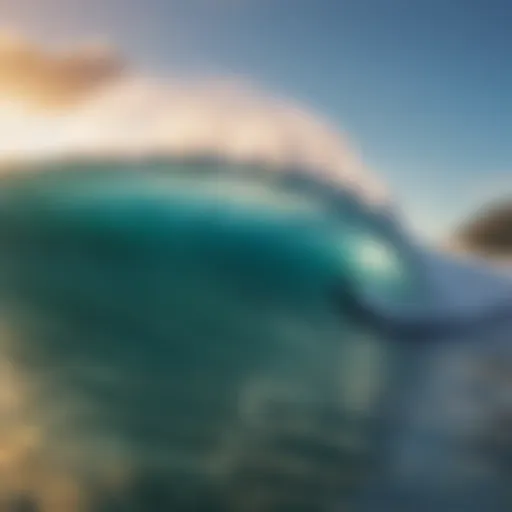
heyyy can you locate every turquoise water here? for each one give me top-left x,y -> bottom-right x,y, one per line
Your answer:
0,159 -> 421,511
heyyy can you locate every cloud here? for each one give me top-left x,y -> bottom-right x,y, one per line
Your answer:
0,31 -> 388,205
0,31 -> 125,109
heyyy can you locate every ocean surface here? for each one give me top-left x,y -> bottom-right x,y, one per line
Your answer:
0,158 -> 510,511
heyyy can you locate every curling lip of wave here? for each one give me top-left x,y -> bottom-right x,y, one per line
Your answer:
0,30 -> 388,206
0,73 -> 389,207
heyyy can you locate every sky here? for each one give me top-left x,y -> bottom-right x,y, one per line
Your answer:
0,0 -> 510,241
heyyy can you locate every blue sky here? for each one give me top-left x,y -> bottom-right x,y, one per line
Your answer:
1,0 -> 510,241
